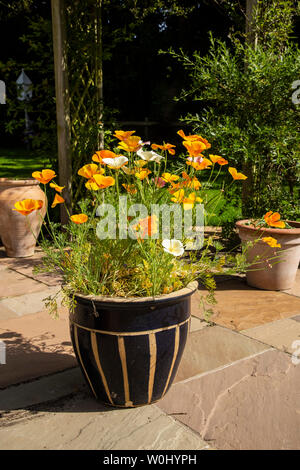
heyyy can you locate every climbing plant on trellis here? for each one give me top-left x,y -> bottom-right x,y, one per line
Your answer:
65,0 -> 103,202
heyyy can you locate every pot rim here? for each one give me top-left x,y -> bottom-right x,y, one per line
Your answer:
0,178 -> 40,187
236,219 -> 300,235
74,280 -> 198,306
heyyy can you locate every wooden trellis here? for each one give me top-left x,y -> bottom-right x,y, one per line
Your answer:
51,0 -> 103,216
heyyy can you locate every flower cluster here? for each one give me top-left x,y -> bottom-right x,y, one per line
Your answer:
12,129 -> 254,302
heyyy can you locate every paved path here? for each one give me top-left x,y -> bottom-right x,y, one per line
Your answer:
0,248 -> 299,450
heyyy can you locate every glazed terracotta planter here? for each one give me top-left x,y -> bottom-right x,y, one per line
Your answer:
69,281 -> 198,408
0,178 -> 47,257
236,219 -> 300,290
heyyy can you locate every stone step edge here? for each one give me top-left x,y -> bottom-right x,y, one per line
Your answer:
0,348 -> 274,413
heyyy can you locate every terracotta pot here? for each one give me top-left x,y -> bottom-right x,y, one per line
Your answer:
236,219 -> 300,290
69,281 -> 198,408
0,178 -> 47,257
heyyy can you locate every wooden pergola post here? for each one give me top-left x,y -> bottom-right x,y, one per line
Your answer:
51,0 -> 72,224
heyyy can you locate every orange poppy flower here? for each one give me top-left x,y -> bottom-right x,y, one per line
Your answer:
49,182 -> 65,193
78,164 -> 104,179
85,174 -> 115,190
262,236 -> 281,248
92,150 -> 117,163
70,214 -> 88,224
114,130 -> 136,141
209,155 -> 228,165
13,199 -> 43,216
122,184 -> 137,195
187,158 -> 212,171
178,130 -> 211,149
32,169 -> 56,184
183,140 -> 207,157
168,182 -> 183,194
264,211 -> 286,229
151,143 -> 176,155
51,194 -> 65,208
182,172 -> 201,190
228,167 -> 248,180
132,215 -> 158,239
118,135 -> 142,153
135,168 -> 152,180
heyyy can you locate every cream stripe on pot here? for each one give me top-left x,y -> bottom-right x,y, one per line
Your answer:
162,324 -> 180,397
148,332 -> 157,403
117,337 -> 133,407
90,331 -> 114,405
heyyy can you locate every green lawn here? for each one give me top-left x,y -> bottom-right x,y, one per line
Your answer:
0,148 -> 52,179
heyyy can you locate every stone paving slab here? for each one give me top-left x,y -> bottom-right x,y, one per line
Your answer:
0,307 -> 76,388
157,349 -> 300,450
0,247 -> 62,286
0,392 -> 209,450
174,325 -> 269,383
192,273 -> 300,331
0,368 -> 84,411
241,318 -> 300,355
0,269 -> 47,299
0,286 -> 61,319
283,270 -> 300,298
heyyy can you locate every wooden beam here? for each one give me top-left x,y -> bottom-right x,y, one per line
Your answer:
51,0 -> 72,223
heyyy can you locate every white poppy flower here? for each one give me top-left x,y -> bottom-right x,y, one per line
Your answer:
162,239 -> 184,257
136,149 -> 164,163
102,156 -> 128,169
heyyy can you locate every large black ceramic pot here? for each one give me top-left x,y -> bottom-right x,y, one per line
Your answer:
69,281 -> 197,408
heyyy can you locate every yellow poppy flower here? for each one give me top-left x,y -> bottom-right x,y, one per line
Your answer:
171,189 -> 185,203
182,192 -> 203,210
135,168 -> 152,180
162,173 -> 180,183
262,237 -> 281,248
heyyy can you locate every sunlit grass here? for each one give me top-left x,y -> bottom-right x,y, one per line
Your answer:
0,149 -> 52,179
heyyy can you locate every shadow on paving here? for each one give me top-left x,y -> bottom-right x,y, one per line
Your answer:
0,329 -> 75,389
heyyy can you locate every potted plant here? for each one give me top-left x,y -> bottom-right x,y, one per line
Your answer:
236,213 -> 300,290
0,176 -> 48,257
13,129 -> 254,407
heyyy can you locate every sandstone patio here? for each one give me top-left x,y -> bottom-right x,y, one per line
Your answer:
0,247 -> 299,450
